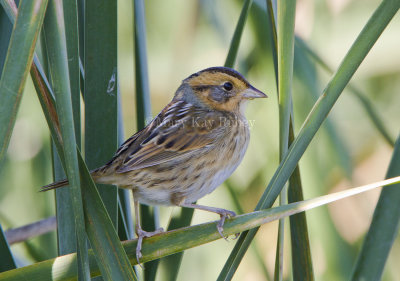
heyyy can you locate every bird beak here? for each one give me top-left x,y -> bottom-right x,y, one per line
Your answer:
242,86 -> 268,99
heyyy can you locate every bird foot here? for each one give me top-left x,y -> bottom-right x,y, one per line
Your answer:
216,209 -> 236,241
178,203 -> 240,241
135,227 -> 164,266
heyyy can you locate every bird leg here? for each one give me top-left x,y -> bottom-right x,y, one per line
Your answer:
179,203 -> 236,240
134,198 -> 164,266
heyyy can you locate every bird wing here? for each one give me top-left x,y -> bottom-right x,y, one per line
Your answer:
114,100 -> 225,173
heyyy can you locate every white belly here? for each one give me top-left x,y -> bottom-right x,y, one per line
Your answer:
183,131 -> 249,203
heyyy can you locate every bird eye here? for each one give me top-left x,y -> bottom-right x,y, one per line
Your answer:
223,82 -> 233,91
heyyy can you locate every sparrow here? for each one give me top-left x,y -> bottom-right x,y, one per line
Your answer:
41,66 -> 267,263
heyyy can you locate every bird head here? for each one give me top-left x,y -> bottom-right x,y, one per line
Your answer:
175,67 -> 267,113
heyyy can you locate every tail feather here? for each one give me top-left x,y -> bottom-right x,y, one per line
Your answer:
40,179 -> 69,192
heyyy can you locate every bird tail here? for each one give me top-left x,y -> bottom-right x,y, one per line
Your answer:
40,179 -> 69,192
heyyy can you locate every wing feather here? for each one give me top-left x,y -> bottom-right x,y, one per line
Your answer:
112,101 -> 226,173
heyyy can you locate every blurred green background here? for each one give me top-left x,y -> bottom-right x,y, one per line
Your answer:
1,0 -> 399,280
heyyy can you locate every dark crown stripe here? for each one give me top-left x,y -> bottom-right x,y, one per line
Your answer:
184,66 -> 250,86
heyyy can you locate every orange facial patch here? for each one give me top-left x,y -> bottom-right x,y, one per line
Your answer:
187,72 -> 247,92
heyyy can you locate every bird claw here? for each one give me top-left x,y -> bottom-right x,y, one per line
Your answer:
135,227 -> 164,266
216,210 -> 236,240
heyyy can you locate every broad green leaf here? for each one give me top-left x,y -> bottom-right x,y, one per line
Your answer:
84,0 -> 118,227
1,176 -> 399,280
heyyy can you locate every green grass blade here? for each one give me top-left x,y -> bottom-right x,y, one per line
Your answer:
162,208 -> 195,281
117,94 -> 134,241
78,152 -> 138,281
223,1 -> 314,280
29,67 -> 137,280
50,0 -> 81,258
226,182 -> 271,280
295,38 -> 395,147
77,0 -> 84,63
117,92 -> 134,242
63,0 -> 80,146
218,1 -> 400,280
30,56 -> 64,155
2,2 -> 136,279
277,0 -> 295,156
30,64 -> 138,281
29,58 -> 69,225
0,4 -> 12,77
350,133 -> 400,280
224,0 -> 252,68
0,2 -> 62,262
349,87 -> 395,147
277,3 -> 315,280
293,40 -> 352,178
139,205 -> 158,280
1,176 -> 400,280
133,0 -> 159,278
0,0 -> 48,167
289,41 -> 322,281
118,189 -> 134,241
43,0 -> 90,279
287,121 -> 314,280
0,1 -> 62,165
29,29 -> 71,249
0,224 -> 16,272
53,148 -> 76,256
266,0 -> 278,86
46,1 -> 77,253
84,0 -> 118,227
274,1 -> 296,279
51,107 -> 75,262
134,0 -> 152,127
0,0 -> 15,21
